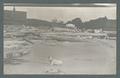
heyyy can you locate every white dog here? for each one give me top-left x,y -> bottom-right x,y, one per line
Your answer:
48,56 -> 63,66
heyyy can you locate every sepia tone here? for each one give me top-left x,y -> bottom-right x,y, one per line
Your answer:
4,4 -> 116,74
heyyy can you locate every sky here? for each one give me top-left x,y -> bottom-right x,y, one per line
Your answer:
4,4 -> 116,22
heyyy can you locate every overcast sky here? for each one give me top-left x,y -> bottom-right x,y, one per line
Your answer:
4,4 -> 116,22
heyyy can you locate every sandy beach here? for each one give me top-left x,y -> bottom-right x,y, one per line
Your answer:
4,39 -> 116,74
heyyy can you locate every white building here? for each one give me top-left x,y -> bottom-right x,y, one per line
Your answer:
94,29 -> 103,33
66,23 -> 75,28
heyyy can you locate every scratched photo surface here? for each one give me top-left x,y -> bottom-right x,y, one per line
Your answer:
4,3 -> 116,74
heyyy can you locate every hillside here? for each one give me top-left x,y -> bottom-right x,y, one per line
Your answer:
83,17 -> 116,31
4,10 -> 116,31
66,17 -> 116,31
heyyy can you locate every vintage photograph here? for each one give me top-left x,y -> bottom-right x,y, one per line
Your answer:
4,3 -> 116,74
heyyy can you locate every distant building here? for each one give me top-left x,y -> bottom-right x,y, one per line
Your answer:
4,10 -> 27,25
94,28 -> 103,33
85,29 -> 94,33
52,26 -> 76,32
66,23 -> 75,28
